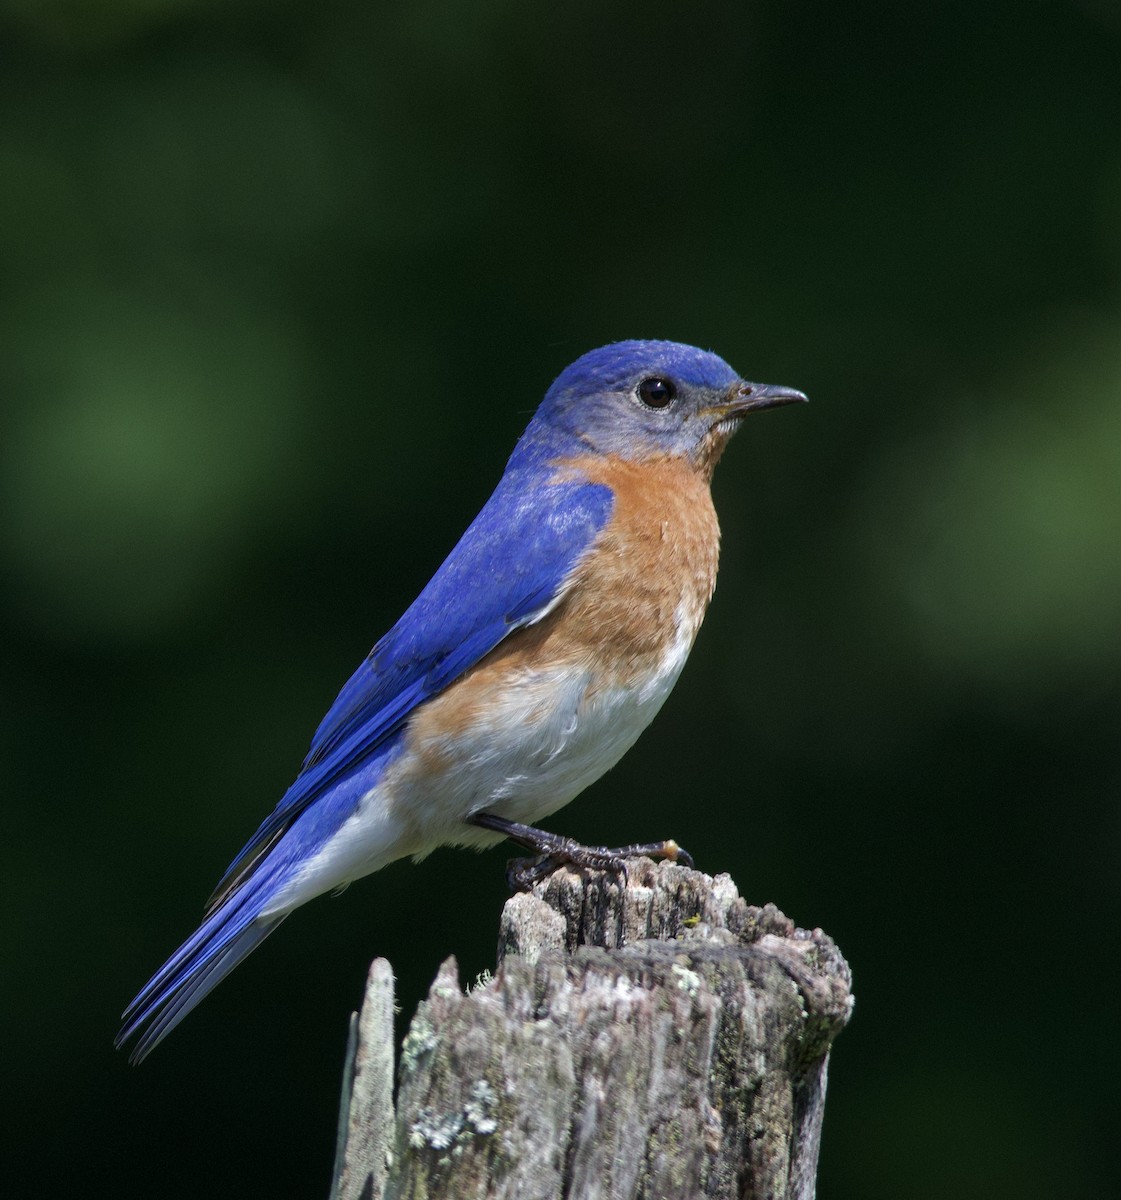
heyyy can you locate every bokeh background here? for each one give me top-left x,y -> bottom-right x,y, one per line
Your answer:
3,1 -> 1119,1196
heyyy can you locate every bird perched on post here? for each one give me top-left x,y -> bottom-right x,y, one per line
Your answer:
117,339 -> 806,1062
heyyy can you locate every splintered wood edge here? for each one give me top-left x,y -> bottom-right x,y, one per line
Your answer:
331,957 -> 396,1200
497,858 -> 853,1032
333,861 -> 853,1200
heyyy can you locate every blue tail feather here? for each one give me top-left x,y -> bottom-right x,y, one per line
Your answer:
117,871 -> 289,1064
118,743 -> 396,1061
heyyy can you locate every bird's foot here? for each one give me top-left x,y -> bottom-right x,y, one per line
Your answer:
467,811 -> 694,893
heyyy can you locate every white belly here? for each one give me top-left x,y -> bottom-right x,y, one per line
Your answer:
268,615 -> 697,912
399,651 -> 689,849
399,599 -> 700,851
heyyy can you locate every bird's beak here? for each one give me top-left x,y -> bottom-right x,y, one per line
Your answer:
718,380 -> 809,418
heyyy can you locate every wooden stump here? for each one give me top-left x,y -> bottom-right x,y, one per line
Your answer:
330,860 -> 852,1200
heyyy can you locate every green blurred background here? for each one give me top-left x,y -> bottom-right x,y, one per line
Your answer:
2,1 -> 1119,1196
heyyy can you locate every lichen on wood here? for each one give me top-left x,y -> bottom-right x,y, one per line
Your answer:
331,861 -> 852,1200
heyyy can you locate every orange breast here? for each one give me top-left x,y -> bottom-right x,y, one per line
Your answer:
404,453 -> 720,762
545,453 -> 721,685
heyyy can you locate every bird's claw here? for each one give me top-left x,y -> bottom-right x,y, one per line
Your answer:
506,847 -> 630,892
468,810 -> 693,893
504,837 -> 693,893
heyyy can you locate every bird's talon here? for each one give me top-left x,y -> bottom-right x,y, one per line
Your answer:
661,839 -> 695,869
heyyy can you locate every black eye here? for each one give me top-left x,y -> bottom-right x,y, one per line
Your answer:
637,376 -> 676,409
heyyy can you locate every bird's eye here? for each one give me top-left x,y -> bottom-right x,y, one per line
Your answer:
636,376 -> 677,409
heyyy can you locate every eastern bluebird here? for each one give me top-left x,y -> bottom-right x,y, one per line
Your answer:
117,339 -> 806,1062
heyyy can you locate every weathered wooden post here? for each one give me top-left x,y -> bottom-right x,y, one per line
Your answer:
330,860 -> 852,1200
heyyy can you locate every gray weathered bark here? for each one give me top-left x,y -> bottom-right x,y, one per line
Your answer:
331,860 -> 852,1200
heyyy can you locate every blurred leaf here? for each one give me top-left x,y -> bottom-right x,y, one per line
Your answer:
859,319 -> 1121,698
0,0 -> 223,50
0,279 -> 311,641
92,53 -> 354,253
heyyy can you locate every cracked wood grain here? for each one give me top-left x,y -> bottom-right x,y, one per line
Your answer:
331,861 -> 852,1200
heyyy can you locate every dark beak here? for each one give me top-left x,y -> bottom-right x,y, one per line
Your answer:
726,381 -> 809,416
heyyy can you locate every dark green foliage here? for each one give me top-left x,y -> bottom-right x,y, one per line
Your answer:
2,3 -> 1118,1197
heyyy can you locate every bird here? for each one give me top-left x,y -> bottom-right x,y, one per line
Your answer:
116,339 -> 806,1062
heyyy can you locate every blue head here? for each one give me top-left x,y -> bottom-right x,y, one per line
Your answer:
514,340 -> 806,475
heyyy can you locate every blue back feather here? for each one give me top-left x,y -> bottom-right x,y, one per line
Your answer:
118,338 -> 751,1061
207,464 -> 613,909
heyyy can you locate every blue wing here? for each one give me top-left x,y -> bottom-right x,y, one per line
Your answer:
206,464 -> 614,910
